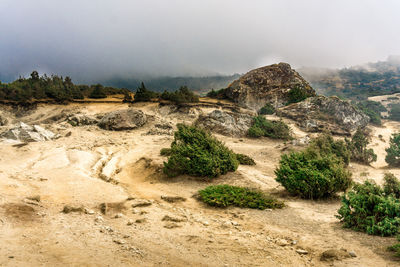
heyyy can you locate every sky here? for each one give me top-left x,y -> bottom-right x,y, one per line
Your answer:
1,0 -> 400,83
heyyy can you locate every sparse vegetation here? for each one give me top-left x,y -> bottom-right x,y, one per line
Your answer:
388,236 -> 400,257
389,103 -> 400,122
206,88 -> 227,99
275,150 -> 352,199
287,84 -> 313,104
89,84 -> 107,99
355,100 -> 386,125
385,133 -> 400,167
133,82 -> 159,102
258,103 -> 275,115
160,148 -> 172,156
346,128 -> 377,164
163,124 -> 238,178
160,86 -> 199,104
198,185 -> 284,209
235,153 -> 256,165
248,116 -> 292,140
337,176 -> 400,236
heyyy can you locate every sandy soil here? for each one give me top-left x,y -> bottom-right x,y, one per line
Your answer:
0,102 -> 400,266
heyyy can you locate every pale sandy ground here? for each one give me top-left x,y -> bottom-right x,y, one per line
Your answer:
0,101 -> 400,267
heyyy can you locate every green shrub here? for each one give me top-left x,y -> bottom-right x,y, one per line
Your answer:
259,103 -> 275,115
388,236 -> 400,257
389,103 -> 400,122
383,172 -> 400,198
134,82 -> 159,102
248,116 -> 292,140
386,133 -> 400,167
355,100 -> 386,126
198,185 -> 284,209
287,84 -> 313,104
337,180 -> 400,236
160,86 -> 199,104
163,124 -> 238,178
307,133 -> 351,166
160,148 -> 172,156
206,88 -> 227,99
235,153 -> 256,165
275,150 -> 352,199
346,128 -> 377,164
89,84 -> 107,99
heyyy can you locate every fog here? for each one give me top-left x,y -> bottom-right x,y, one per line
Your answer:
1,0 -> 400,83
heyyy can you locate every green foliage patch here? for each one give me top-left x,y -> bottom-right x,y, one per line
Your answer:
355,100 -> 386,125
198,185 -> 284,210
385,133 -> 400,167
307,133 -> 351,166
287,84 -> 313,104
258,103 -> 276,115
346,128 -> 377,164
275,150 -> 352,199
161,86 -> 199,104
163,124 -> 238,178
337,176 -> 400,236
248,116 -> 292,140
133,82 -> 159,102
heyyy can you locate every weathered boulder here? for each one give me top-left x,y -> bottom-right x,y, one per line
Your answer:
98,109 -> 147,130
224,63 -> 315,110
0,114 -> 8,126
194,109 -> 253,137
67,114 -> 98,126
1,122 -> 57,142
279,96 -> 370,135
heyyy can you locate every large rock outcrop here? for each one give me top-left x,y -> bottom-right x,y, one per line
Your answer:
98,109 -> 147,131
1,122 -> 57,142
224,63 -> 315,110
194,110 -> 253,137
279,96 -> 370,135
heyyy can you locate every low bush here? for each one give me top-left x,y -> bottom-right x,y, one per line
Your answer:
89,84 -> 107,99
355,100 -> 386,126
259,103 -> 275,115
287,84 -> 313,104
160,148 -> 172,156
206,88 -> 227,99
388,236 -> 400,257
275,150 -> 352,199
163,124 -> 238,178
389,103 -> 400,122
346,128 -> 377,164
235,153 -> 256,165
160,86 -> 199,104
337,178 -> 400,236
384,172 -> 400,198
386,133 -> 400,167
198,185 -> 284,210
248,116 -> 292,140
307,133 -> 351,166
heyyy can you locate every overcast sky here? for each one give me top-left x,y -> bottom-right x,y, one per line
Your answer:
1,0 -> 400,82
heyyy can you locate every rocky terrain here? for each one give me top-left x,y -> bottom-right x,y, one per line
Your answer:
224,63 -> 316,110
0,99 -> 399,267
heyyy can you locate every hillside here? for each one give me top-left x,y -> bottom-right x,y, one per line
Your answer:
299,56 -> 400,100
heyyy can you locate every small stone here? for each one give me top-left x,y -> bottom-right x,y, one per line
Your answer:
161,195 -> 187,203
131,199 -> 152,208
84,208 -> 95,215
296,249 -> 308,255
127,219 -> 134,226
164,222 -> 181,229
113,239 -> 126,245
62,205 -> 84,214
231,221 -> 240,226
26,195 -> 40,202
291,240 -> 297,245
135,218 -> 146,223
202,221 -> 209,226
114,213 -> 123,218
95,216 -> 104,223
276,239 -> 289,247
349,251 -> 357,258
162,215 -> 186,222
8,256 -> 14,259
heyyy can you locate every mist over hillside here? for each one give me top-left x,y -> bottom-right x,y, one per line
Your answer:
299,56 -> 400,100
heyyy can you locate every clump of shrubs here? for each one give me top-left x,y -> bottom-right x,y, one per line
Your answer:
206,88 -> 227,99
161,86 -> 199,104
248,116 -> 292,140
89,84 -> 107,99
287,84 -> 313,104
386,133 -> 400,167
258,103 -> 275,115
198,185 -> 284,210
134,82 -> 159,102
163,124 -> 238,178
235,153 -> 256,166
275,150 -> 352,199
346,128 -> 377,164
337,173 -> 400,236
355,100 -> 386,126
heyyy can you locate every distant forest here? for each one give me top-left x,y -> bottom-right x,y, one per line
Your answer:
103,74 -> 240,94
0,71 -> 129,102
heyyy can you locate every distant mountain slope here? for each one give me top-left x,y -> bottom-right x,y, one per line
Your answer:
299,56 -> 400,100
102,74 -> 241,94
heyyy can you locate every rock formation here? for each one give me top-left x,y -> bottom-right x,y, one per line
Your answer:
224,63 -> 315,110
98,109 -> 147,130
195,109 -> 253,137
279,96 -> 370,135
1,122 -> 57,142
